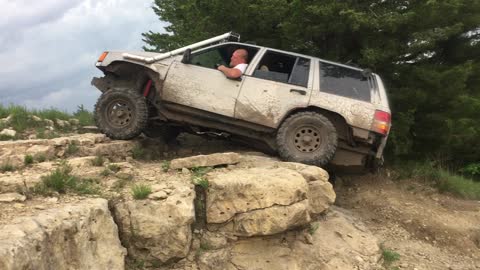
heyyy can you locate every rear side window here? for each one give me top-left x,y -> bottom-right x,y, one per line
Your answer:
253,51 -> 310,87
319,62 -> 371,102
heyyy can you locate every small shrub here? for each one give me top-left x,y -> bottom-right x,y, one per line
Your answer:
32,161 -> 99,195
100,169 -> 112,177
191,166 -> 212,189
161,160 -> 170,172
381,247 -> 400,265
192,176 -> 209,189
0,134 -> 15,141
108,164 -> 121,173
91,156 -> 105,167
112,173 -> 133,190
24,155 -> 34,166
74,178 -> 100,195
131,184 -> 152,200
308,223 -> 320,235
0,163 -> 16,173
460,163 -> 480,180
65,142 -> 79,156
38,163 -> 73,193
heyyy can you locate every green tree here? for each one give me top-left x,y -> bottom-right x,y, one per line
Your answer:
143,0 -> 480,166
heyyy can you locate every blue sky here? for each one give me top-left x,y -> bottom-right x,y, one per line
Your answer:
0,0 -> 166,112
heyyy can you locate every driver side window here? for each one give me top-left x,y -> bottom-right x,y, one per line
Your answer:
190,48 -> 226,69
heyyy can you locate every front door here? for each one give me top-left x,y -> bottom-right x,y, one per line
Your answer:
162,44 -> 243,117
235,50 -> 313,128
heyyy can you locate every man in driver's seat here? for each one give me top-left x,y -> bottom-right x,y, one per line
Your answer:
217,49 -> 248,79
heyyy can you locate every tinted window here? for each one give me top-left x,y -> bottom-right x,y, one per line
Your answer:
253,51 -> 310,87
319,62 -> 371,102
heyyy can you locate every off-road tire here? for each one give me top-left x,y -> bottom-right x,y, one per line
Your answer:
276,112 -> 337,166
94,89 -> 148,140
143,124 -> 181,142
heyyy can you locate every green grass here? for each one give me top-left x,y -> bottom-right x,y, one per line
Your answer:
132,145 -> 146,160
35,154 -> 47,163
393,161 -> 480,200
91,156 -> 105,167
32,161 -> 99,195
111,173 -> 133,190
0,163 -> 16,173
73,105 -> 94,126
131,184 -> 152,200
161,160 -> 170,172
0,104 -> 94,135
191,166 -> 212,189
436,170 -> 480,200
24,155 -> 34,166
108,164 -> 121,173
65,142 -> 79,156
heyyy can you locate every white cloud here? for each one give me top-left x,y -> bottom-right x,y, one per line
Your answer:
0,0 -> 166,112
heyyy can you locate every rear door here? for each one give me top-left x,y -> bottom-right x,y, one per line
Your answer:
234,50 -> 313,128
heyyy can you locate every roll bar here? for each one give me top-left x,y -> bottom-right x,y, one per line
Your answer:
123,32 -> 240,64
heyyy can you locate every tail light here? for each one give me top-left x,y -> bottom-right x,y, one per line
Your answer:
97,51 -> 109,62
372,110 -> 391,135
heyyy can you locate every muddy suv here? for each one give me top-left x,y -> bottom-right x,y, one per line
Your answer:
92,32 -> 391,168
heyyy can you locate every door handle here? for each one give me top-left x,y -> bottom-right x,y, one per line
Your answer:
290,89 -> 307,95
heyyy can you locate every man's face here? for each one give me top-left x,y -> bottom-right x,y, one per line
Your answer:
229,50 -> 243,67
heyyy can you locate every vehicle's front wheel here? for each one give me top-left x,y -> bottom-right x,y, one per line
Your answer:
94,89 -> 148,140
276,112 -> 337,166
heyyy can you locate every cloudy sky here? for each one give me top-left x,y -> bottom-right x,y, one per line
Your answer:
0,0 -> 166,112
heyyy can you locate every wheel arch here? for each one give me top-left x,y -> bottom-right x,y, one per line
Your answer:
93,61 -> 162,95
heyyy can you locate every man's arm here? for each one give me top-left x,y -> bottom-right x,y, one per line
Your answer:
217,65 -> 243,79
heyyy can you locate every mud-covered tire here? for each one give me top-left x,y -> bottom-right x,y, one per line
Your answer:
94,89 -> 148,140
276,112 -> 337,166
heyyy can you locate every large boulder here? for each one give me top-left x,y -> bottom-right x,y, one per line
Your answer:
308,180 -> 336,215
170,152 -> 241,170
113,187 -> 195,264
206,167 -> 309,224
230,208 -> 382,270
0,199 -> 126,270
206,167 -> 312,236
232,200 -> 311,237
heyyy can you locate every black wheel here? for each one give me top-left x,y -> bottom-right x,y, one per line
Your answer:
94,89 -> 148,140
143,124 -> 181,142
276,112 -> 337,166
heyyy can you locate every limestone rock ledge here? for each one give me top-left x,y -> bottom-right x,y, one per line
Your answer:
0,198 -> 126,270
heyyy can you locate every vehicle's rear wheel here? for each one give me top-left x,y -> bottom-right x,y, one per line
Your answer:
94,89 -> 148,140
276,111 -> 337,166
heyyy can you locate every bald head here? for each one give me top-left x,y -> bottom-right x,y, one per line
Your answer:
230,49 -> 248,67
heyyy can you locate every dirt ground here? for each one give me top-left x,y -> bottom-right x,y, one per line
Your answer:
334,172 -> 480,270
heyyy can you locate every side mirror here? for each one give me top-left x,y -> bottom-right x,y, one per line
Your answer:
181,49 -> 192,64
